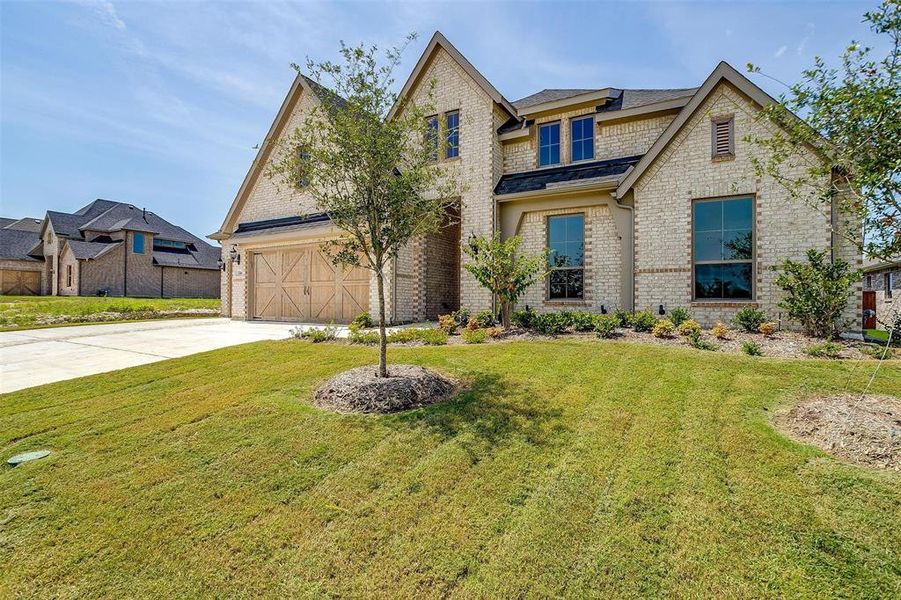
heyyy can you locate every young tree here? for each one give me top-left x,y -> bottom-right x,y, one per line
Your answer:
269,36 -> 461,377
774,248 -> 858,338
747,0 -> 900,260
462,233 -> 548,328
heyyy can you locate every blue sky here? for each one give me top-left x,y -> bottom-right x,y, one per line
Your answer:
0,0 -> 881,240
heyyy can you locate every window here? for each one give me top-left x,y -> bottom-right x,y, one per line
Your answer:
548,214 -> 584,300
866,274 -> 873,288
886,272 -> 894,299
426,116 -> 439,161
570,116 -> 594,162
133,232 -> 145,254
154,239 -> 187,249
538,122 -> 561,166
445,111 -> 459,159
693,197 -> 753,300
711,116 -> 734,158
296,147 -> 310,187
66,265 -> 72,287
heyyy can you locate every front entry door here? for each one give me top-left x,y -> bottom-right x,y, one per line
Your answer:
863,290 -> 876,329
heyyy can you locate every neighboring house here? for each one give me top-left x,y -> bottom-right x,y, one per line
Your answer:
211,31 -> 861,329
862,257 -> 899,330
2,199 -> 221,298
0,217 -> 45,295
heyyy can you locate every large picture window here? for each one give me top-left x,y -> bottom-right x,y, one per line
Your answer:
693,197 -> 753,300
570,116 -> 594,162
548,214 -> 584,300
538,122 -> 561,167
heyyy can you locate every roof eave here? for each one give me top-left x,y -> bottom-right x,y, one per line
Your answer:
516,88 -> 616,117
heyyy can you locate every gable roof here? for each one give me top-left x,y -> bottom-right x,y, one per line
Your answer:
0,229 -> 43,262
65,239 -> 122,260
615,62 -> 777,199
511,88 -> 601,110
3,217 -> 43,233
212,74 -> 342,239
388,31 -> 517,121
495,155 -> 642,197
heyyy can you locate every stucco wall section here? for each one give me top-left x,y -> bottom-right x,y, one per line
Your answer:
632,81 -> 861,329
517,204 -> 621,313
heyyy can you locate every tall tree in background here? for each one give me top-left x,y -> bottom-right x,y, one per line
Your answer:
748,0 -> 900,260
269,35 -> 461,377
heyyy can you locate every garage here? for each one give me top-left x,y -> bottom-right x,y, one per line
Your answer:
0,269 -> 41,295
250,244 -> 369,323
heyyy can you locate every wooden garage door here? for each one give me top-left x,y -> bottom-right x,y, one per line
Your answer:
0,269 -> 41,295
251,244 -> 369,323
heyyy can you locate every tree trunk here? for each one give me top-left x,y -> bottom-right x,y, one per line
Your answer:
501,300 -> 511,329
376,270 -> 388,378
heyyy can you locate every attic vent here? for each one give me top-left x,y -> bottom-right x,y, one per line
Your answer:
711,116 -> 734,158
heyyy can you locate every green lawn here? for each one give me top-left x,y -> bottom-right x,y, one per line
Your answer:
0,295 -> 220,330
1,340 -> 899,598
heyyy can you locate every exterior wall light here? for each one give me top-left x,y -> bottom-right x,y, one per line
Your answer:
229,246 -> 241,265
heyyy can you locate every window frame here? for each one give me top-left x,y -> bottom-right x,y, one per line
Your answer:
569,115 -> 595,163
866,274 -> 872,288
711,115 -> 735,159
691,195 -> 756,302
133,232 -> 145,254
886,272 -> 894,299
445,110 -> 460,159
546,212 -> 586,301
66,264 -> 72,287
538,121 -> 562,167
425,115 -> 440,162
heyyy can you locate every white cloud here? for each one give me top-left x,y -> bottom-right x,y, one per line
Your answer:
774,45 -> 787,58
797,23 -> 815,55
76,0 -> 126,31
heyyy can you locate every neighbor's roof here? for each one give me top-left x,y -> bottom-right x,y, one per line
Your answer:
494,155 -> 642,196
0,229 -> 43,262
863,256 -> 901,272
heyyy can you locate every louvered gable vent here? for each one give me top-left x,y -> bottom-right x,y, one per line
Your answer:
711,116 -> 734,158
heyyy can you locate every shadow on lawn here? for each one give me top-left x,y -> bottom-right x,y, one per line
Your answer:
392,372 -> 568,461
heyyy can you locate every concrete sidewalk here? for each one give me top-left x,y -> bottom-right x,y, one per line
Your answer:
0,318 -> 299,394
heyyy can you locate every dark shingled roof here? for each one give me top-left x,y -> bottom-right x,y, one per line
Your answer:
0,229 -> 43,262
494,155 -> 642,196
4,217 -> 44,233
233,213 -> 331,237
0,218 -> 17,229
66,239 -> 121,260
599,88 -> 698,112
511,88 -> 601,110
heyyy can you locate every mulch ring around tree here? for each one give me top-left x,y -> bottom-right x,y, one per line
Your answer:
774,394 -> 901,471
313,364 -> 460,414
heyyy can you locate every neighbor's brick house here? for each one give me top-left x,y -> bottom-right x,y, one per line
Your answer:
211,32 -> 861,330
862,257 -> 899,330
0,199 -> 220,298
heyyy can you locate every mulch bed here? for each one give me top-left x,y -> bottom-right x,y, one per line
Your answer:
774,394 -> 901,470
313,364 -> 459,414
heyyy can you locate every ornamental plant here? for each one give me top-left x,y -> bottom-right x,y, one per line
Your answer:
774,248 -> 857,338
629,310 -> 657,333
732,307 -> 768,333
668,306 -> 692,327
652,319 -> 676,338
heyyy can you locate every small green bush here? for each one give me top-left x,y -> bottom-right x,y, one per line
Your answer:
295,325 -> 338,343
533,312 -> 567,335
473,309 -> 496,328
741,340 -> 763,356
387,327 -> 448,345
349,312 -> 373,330
668,306 -> 692,327
613,308 -> 632,327
677,319 -> 701,336
860,343 -> 894,360
629,310 -> 657,332
732,307 -> 768,333
349,330 -> 379,345
804,340 -> 842,359
512,306 -> 537,329
593,314 -> 619,338
437,314 -> 457,335
569,311 -> 596,332
461,328 -> 488,344
688,330 -> 718,351
652,319 -> 675,338
452,307 -> 471,327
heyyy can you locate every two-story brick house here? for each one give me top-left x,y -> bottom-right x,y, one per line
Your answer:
211,32 -> 860,329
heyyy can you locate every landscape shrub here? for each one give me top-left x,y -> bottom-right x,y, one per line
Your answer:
860,343 -> 895,360
349,330 -> 380,345
511,306 -> 537,329
688,330 -> 718,351
774,248 -> 857,338
629,310 -> 657,332
804,340 -> 842,359
437,314 -> 457,335
593,314 -> 619,338
652,319 -> 675,338
295,325 -> 338,343
668,306 -> 692,327
461,328 -> 488,344
473,309 -> 496,328
758,321 -> 778,336
613,308 -> 632,327
732,307 -> 768,333
452,307 -> 470,327
742,340 -> 763,356
569,311 -> 596,332
677,319 -> 701,336
387,327 -> 448,345
711,322 -> 730,339
486,326 -> 503,339
533,312 -> 567,335
349,312 -> 373,330
465,316 -> 480,331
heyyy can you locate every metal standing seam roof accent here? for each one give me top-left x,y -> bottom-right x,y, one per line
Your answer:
494,155 -> 643,196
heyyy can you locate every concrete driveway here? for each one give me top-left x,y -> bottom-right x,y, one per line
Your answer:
0,318 -> 306,394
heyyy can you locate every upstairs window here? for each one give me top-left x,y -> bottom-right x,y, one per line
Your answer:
570,116 -> 595,162
426,116 -> 439,162
538,122 -> 561,167
693,197 -> 753,300
133,232 -> 145,254
296,147 -> 310,187
154,239 -> 187,250
548,214 -> 584,300
711,116 -> 734,158
445,111 -> 459,159
886,272 -> 894,299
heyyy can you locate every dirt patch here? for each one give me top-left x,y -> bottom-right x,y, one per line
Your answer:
313,364 -> 459,414
774,394 -> 901,470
